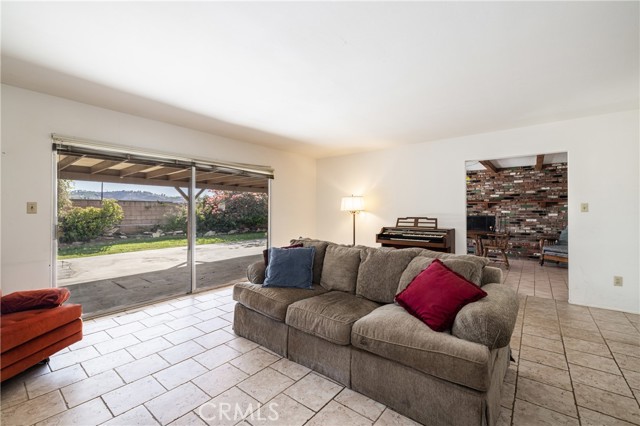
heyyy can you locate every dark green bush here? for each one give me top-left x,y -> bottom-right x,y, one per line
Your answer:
60,199 -> 124,243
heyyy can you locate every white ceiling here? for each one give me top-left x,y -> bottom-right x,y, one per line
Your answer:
2,2 -> 638,159
465,152 -> 568,171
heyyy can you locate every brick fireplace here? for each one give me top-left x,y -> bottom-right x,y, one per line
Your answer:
466,161 -> 568,259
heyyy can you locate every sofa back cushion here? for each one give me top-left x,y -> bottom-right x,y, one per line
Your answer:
417,251 -> 488,285
558,227 -> 568,245
398,256 -> 484,294
290,238 -> 331,286
320,245 -> 363,292
356,247 -> 421,303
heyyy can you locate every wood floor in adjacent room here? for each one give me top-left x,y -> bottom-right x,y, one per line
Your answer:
2,260 -> 638,425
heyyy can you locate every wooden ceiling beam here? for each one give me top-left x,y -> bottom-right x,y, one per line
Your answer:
59,170 -> 267,193
90,160 -> 123,175
479,160 -> 499,173
168,170 -> 196,181
145,167 -> 184,179
120,164 -> 155,177
535,154 -> 545,171
204,173 -> 253,184
58,155 -> 84,171
195,171 -> 222,182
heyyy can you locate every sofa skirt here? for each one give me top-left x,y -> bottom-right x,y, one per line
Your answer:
351,346 -> 510,426
233,302 -> 510,426
287,327 -> 351,387
233,303 -> 289,357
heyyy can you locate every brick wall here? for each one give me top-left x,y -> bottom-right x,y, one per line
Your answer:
71,200 -> 184,234
466,163 -> 568,258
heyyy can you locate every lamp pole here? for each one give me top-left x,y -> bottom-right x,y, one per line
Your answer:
351,210 -> 356,246
341,195 -> 364,246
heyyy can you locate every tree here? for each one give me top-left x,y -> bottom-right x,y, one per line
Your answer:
57,179 -> 73,214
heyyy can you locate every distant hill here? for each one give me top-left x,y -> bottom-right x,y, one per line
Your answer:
71,190 -> 184,203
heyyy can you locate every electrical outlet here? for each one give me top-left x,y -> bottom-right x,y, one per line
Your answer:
580,203 -> 589,213
26,202 -> 37,214
613,276 -> 623,287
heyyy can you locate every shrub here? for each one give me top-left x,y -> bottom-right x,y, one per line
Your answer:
198,191 -> 267,233
161,204 -> 188,233
159,191 -> 267,235
60,199 -> 124,243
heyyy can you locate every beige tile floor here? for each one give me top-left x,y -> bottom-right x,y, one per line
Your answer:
2,260 -> 639,425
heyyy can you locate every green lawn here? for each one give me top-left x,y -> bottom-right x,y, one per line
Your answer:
58,232 -> 266,259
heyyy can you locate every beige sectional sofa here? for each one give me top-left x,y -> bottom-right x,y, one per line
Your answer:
233,238 -> 519,426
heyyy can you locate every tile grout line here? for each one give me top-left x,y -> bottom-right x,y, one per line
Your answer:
513,297 -> 579,423
587,307 -> 640,416
508,293 -> 527,426
554,298 -> 582,425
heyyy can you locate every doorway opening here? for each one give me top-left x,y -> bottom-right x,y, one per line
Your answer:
54,137 -> 271,317
465,152 -> 568,300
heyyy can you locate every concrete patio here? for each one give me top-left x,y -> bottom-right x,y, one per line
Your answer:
59,239 -> 265,317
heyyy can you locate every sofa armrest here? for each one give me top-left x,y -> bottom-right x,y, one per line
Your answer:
247,261 -> 266,284
481,266 -> 502,286
451,284 -> 519,350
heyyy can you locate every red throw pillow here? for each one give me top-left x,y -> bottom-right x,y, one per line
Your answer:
1,288 -> 71,314
395,259 -> 487,332
263,243 -> 304,266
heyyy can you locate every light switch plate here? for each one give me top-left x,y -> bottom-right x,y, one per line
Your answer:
27,202 -> 37,214
614,276 -> 623,287
580,203 -> 589,213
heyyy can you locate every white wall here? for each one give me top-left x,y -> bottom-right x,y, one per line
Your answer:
317,110 -> 640,314
1,85 -> 317,293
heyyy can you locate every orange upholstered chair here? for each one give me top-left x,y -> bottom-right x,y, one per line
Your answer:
1,288 -> 82,382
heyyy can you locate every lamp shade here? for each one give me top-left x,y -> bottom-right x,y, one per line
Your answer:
341,196 -> 364,212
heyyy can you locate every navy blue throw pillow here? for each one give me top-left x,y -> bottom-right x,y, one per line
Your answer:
263,247 -> 315,289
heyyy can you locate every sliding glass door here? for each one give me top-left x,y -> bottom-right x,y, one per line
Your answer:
53,136 -> 271,316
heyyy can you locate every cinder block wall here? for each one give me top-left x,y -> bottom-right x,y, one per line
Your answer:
466,163 -> 568,258
70,200 -> 184,234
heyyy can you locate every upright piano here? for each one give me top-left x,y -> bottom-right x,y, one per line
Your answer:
376,217 -> 455,253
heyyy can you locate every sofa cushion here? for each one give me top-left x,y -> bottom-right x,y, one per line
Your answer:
395,259 -> 487,332
351,305 -> 491,391
320,245 -> 363,293
356,247 -> 421,303
398,257 -> 484,293
233,282 -> 327,322
263,247 -> 315,289
351,304 -> 492,391
286,292 -> 380,345
452,283 -> 519,349
419,250 -> 490,276
543,245 -> 568,257
1,304 -> 82,353
290,239 -> 331,286
1,318 -> 82,368
1,288 -> 71,314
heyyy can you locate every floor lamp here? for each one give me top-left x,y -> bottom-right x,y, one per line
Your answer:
341,195 -> 364,246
